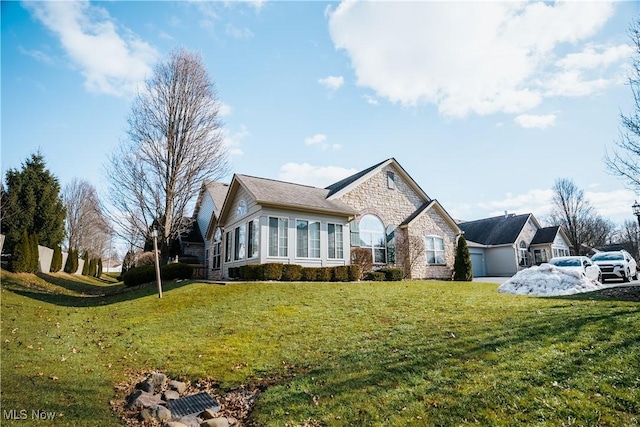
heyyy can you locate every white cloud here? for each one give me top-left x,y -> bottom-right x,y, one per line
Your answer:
25,1 -> 158,98
514,114 -> 556,129
18,46 -> 53,64
556,44 -> 634,71
226,23 -> 254,39
278,163 -> 357,188
363,94 -> 379,105
318,75 -> 344,91
218,101 -> 233,117
477,189 -> 555,220
223,125 -> 249,156
470,187 -> 637,224
327,1 -> 620,118
304,134 -> 341,151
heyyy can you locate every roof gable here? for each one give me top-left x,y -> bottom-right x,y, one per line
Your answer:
325,158 -> 430,202
458,213 -> 533,246
530,226 -> 560,245
219,174 -> 355,223
400,199 -> 461,233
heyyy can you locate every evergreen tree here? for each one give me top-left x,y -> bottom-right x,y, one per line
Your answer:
64,248 -> 78,274
96,258 -> 103,277
453,235 -> 473,281
89,258 -> 97,277
81,250 -> 90,275
29,233 -> 40,273
2,152 -> 66,253
10,229 -> 31,273
51,245 -> 63,272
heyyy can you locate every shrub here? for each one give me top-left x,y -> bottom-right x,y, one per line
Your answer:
378,267 -> 404,281
351,247 -> 373,273
453,235 -> 473,281
136,251 -> 157,267
162,262 -> 193,280
248,264 -> 265,281
317,267 -> 332,282
81,251 -> 90,275
348,264 -> 362,281
64,248 -> 78,274
301,267 -> 318,282
10,229 -> 31,273
332,265 -> 350,282
263,263 -> 284,281
50,245 -> 63,272
228,267 -> 239,279
122,265 -> 155,287
29,233 -> 39,273
365,271 -> 386,281
282,264 -> 303,281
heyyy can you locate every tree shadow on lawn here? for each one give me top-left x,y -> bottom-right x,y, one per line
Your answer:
35,272 -> 123,295
253,305 -> 640,425
2,278 -> 198,308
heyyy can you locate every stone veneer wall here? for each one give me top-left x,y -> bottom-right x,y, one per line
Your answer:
406,209 -> 457,279
336,164 -> 456,279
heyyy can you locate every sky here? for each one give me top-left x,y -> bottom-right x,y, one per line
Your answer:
2,0 -> 640,230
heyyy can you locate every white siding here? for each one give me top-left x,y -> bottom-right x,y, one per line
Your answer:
486,246 -> 518,276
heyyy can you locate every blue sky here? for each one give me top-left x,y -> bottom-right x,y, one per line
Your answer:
2,0 -> 639,227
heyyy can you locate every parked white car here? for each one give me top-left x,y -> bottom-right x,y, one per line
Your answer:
549,256 -> 602,282
591,250 -> 638,283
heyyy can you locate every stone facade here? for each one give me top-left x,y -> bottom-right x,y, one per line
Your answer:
335,163 -> 458,279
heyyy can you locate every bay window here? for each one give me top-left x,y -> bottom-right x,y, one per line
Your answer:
268,217 -> 288,257
328,223 -> 344,259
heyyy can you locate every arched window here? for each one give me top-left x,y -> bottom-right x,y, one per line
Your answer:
359,214 -> 386,263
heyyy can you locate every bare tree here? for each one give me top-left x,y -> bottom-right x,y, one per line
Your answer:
395,231 -> 425,279
614,219 -> 640,260
605,18 -> 640,192
107,48 -> 229,253
64,178 -> 112,258
548,178 -> 613,255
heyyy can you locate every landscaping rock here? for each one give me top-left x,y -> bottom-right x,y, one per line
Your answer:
176,414 -> 201,427
135,379 -> 154,393
140,404 -> 171,422
170,380 -> 188,394
149,372 -> 167,389
200,408 -> 219,420
125,389 -> 164,409
200,418 -> 230,427
164,390 -> 181,401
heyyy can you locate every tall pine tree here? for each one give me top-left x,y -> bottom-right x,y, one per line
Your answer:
2,152 -> 66,254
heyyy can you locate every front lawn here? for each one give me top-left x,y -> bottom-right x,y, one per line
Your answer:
1,270 -> 638,426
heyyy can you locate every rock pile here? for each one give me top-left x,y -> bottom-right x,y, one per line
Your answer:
113,371 -> 259,426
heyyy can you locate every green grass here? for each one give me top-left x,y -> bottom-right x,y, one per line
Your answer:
1,270 -> 638,426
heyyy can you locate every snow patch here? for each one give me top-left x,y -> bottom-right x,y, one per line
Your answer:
498,263 -> 602,296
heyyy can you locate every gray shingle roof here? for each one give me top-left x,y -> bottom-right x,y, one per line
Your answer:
325,159 -> 389,197
236,174 -> 356,216
204,181 -> 229,217
458,213 -> 531,246
530,226 -> 559,245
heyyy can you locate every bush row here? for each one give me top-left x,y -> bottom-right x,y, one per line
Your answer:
121,262 -> 194,287
227,263 -> 362,282
364,267 -> 404,281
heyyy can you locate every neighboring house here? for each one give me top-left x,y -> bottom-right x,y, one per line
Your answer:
459,213 -> 572,277
191,181 -> 230,279
198,158 -> 461,280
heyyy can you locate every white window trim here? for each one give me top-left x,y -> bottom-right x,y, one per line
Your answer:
425,235 -> 445,265
268,216 -> 289,258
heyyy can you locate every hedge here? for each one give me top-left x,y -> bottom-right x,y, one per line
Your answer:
332,265 -> 350,282
364,271 -> 386,281
281,264 -> 303,281
263,263 -> 284,281
122,262 -> 193,287
378,267 -> 404,281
